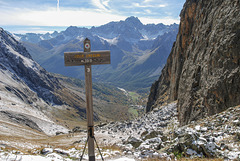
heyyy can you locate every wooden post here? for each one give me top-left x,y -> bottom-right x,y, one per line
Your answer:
64,38 -> 110,161
84,38 -> 95,161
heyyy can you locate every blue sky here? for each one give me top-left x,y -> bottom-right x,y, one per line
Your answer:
0,0 -> 185,33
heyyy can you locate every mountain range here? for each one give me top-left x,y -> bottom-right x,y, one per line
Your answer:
15,16 -> 179,92
0,27 -> 140,137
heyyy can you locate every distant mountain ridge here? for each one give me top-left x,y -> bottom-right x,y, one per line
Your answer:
15,16 -> 179,92
15,17 -> 177,44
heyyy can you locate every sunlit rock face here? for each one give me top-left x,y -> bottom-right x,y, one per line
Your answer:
147,0 -> 240,125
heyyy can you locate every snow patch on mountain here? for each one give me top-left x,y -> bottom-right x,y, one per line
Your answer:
98,36 -> 119,45
5,43 -> 35,70
76,36 -> 85,41
139,29 -> 165,40
11,33 -> 21,41
95,31 -> 119,40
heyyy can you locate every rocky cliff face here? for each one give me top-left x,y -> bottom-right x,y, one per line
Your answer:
147,0 -> 240,126
0,27 -> 62,105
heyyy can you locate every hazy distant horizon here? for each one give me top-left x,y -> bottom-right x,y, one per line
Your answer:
2,17 -> 179,34
2,25 -> 92,34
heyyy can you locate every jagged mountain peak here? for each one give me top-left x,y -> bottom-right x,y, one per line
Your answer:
125,16 -> 143,27
65,25 -> 83,33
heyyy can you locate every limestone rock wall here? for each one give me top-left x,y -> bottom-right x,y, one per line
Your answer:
147,0 -> 240,125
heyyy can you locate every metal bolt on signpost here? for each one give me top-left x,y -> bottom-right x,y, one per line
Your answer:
64,38 -> 110,161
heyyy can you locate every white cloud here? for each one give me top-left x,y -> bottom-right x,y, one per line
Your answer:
91,0 -> 110,12
133,3 -> 167,8
0,7 -> 126,26
143,0 -> 152,3
102,0 -> 110,8
0,9 -> 23,25
158,4 -> 167,7
145,9 -> 152,14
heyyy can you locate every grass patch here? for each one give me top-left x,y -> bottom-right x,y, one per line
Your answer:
128,91 -> 140,103
128,107 -> 139,118
101,145 -> 121,152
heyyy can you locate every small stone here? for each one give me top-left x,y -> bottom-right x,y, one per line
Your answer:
169,153 -> 175,159
161,135 -> 168,142
41,148 -> 53,155
186,149 -> 198,156
200,142 -> 217,157
235,132 -> 240,141
54,148 -> 69,156
195,125 -> 201,131
126,151 -> 133,155
200,127 -> 208,132
233,120 -> 240,126
227,151 -> 240,160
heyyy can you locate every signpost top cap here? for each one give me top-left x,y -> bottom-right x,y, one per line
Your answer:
85,38 -> 90,42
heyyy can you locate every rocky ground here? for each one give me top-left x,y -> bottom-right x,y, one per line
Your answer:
0,102 -> 239,160
95,102 -> 240,160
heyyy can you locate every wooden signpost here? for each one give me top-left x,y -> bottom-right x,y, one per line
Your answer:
64,38 -> 110,161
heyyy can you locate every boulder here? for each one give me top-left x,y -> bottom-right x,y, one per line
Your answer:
72,126 -> 82,133
41,148 -> 53,155
141,131 -> 160,141
126,136 -> 143,148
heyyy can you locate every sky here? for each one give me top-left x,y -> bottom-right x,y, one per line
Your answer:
0,0 -> 185,33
